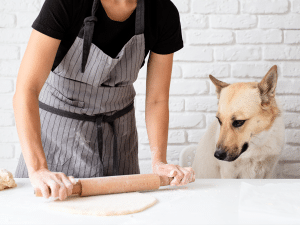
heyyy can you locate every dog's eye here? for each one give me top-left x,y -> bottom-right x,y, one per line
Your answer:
232,120 -> 246,128
216,117 -> 222,125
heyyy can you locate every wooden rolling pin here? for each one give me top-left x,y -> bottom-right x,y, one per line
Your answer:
34,174 -> 175,197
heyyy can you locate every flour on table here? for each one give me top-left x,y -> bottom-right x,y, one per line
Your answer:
47,192 -> 157,216
0,169 -> 17,191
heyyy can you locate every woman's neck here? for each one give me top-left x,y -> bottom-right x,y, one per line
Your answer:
100,0 -> 137,22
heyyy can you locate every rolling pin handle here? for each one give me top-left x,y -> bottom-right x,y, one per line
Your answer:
159,176 -> 174,186
34,181 -> 82,197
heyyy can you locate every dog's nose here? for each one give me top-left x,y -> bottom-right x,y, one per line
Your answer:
214,150 -> 227,160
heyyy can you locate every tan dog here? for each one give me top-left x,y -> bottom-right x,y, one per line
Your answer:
191,65 -> 285,179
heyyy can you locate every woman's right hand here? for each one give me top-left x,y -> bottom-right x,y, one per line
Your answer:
29,168 -> 77,201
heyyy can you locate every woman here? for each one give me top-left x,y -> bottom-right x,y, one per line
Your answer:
13,0 -> 195,200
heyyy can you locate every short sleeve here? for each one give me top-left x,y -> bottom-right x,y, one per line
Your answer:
151,0 -> 184,55
31,0 -> 74,40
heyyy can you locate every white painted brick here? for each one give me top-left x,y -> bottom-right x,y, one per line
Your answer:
135,96 -> 145,111
181,63 -> 229,78
14,143 -> 22,160
171,65 -> 182,78
188,30 -> 233,45
0,46 -> 19,60
174,46 -> 213,62
133,80 -> 146,95
192,0 -> 238,14
187,129 -> 206,143
282,62 -> 300,77
284,30 -> 300,44
211,15 -> 257,29
0,79 -> 14,93
16,12 -> 38,28
169,98 -> 185,112
0,60 -> 21,75
277,79 -> 300,94
138,129 -> 186,144
167,145 -> 188,159
0,0 -> 40,12
232,63 -> 278,78
215,46 -> 261,61
0,95 -> 14,110
282,163 -> 300,177
139,159 -> 152,174
138,129 -> 149,144
277,96 -> 300,112
171,0 -> 190,13
241,0 -> 288,14
291,0 -> 300,13
0,159 -> 19,176
236,29 -> 282,44
139,144 -> 187,161
286,130 -> 300,144
182,30 -> 187,44
0,13 -> 15,28
284,113 -> 300,129
0,28 -> 31,43
168,130 -> 186,143
264,46 -> 300,60
186,97 -> 218,112
135,111 -> 146,127
170,80 -> 208,95
0,112 -> 15,126
0,144 -> 14,159
138,144 -> 151,159
180,14 -> 207,29
259,15 -> 300,29
169,113 -> 205,128
281,145 -> 300,160
206,114 -> 218,126
0,127 -> 19,142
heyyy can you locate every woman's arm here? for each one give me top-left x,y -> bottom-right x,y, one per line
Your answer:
145,51 -> 195,186
13,29 -> 75,200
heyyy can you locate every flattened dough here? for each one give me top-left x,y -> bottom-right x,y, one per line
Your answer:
48,192 -> 157,216
0,169 -> 17,191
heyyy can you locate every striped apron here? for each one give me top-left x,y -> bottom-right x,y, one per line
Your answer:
15,0 -> 145,178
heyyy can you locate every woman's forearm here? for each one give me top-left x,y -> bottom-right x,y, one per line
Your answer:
13,91 -> 48,175
145,100 -> 169,167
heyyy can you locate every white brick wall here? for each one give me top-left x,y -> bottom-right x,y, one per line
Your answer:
1,0 -> 299,178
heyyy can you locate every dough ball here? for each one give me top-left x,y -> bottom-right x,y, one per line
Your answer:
48,192 -> 157,216
0,169 -> 17,191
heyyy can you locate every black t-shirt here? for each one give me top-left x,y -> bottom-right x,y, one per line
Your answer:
32,0 -> 184,71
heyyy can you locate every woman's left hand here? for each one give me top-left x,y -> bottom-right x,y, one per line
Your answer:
152,162 -> 195,186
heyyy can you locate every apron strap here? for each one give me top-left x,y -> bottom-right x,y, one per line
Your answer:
81,0 -> 100,73
135,0 -> 145,35
38,100 -> 134,177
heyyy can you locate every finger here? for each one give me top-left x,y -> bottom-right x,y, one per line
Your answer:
37,182 -> 50,199
185,167 -> 195,183
53,174 -> 68,200
45,179 -> 60,198
59,174 -> 73,197
171,168 -> 184,186
178,167 -> 190,186
68,176 -> 77,185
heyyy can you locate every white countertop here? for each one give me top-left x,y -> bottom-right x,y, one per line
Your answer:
1,178 -> 300,225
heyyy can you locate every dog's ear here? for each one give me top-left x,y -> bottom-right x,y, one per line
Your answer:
258,65 -> 278,106
209,75 -> 230,99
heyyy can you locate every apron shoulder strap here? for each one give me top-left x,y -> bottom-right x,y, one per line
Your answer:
135,0 -> 145,35
81,0 -> 100,73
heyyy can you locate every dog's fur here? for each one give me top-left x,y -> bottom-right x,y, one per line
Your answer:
191,65 -> 285,179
